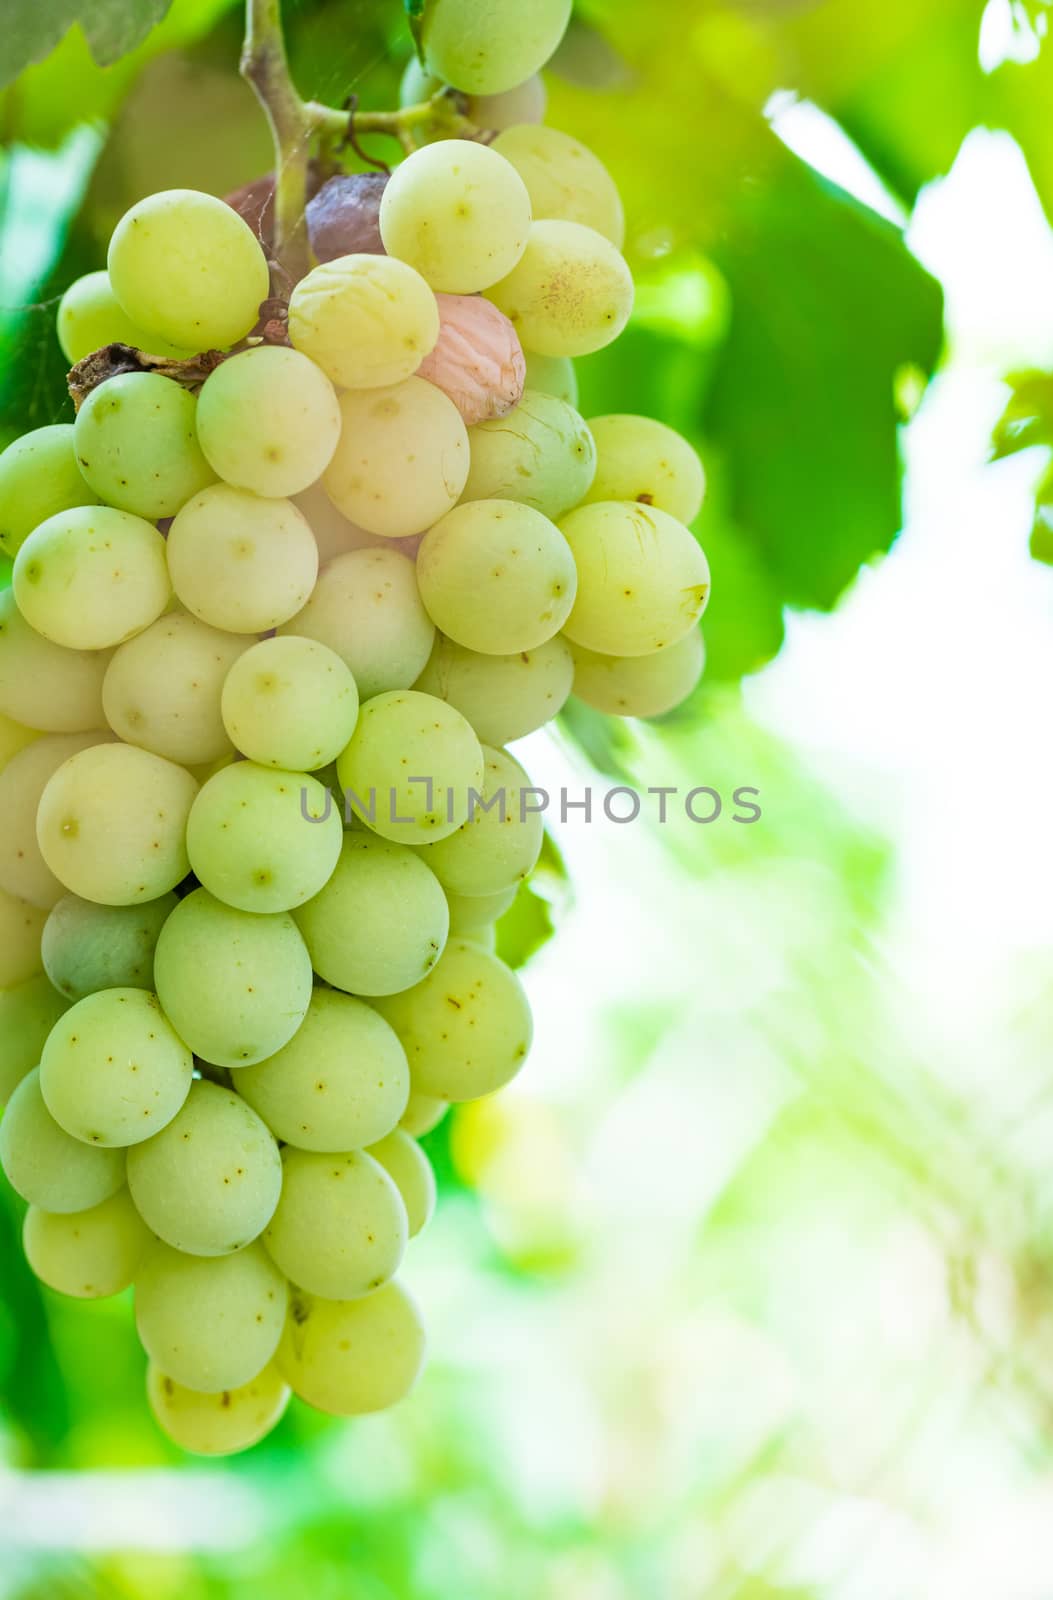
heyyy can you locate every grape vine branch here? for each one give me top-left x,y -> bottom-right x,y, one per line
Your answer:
240,0 -> 477,272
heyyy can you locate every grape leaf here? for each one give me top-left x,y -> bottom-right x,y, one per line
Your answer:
0,0 -> 174,87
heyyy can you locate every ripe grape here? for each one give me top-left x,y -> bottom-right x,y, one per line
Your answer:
305,173 -> 387,261
186,763 -> 342,914
421,0 -> 572,95
414,632 -> 574,746
14,506 -> 171,651
523,349 -> 578,406
147,1361 -> 290,1455
167,484 -> 318,633
24,1187 -> 151,1299
277,1281 -> 425,1416
560,501 -> 711,655
460,389 -> 596,518
417,499 -> 576,654
570,629 -> 705,717
57,270 -> 191,363
373,937 -> 532,1100
196,346 -> 342,498
293,831 -> 449,996
0,712 -> 40,773
73,373 -> 216,519
335,689 -> 484,843
288,255 -> 440,388
367,1130 -> 436,1237
492,125 -> 625,247
413,746 -> 543,897
292,481 -> 391,561
0,1068 -> 125,1213
263,1147 -> 408,1299
416,293 -> 526,426
0,974 -> 69,1105
487,219 -> 633,357
135,1240 -> 287,1392
445,885 -> 517,932
153,889 -> 313,1068
0,425 -> 100,560
236,989 -> 410,1152
36,742 -> 199,906
379,140 -> 531,294
462,923 -> 497,952
278,548 -> 434,700
0,589 -> 111,734
323,378 -> 469,539
583,414 -> 706,523
0,887 -> 47,989
400,1089 -> 449,1138
220,636 -> 359,772
126,1080 -> 282,1255
469,76 -> 548,131
40,987 -> 193,1147
42,893 -> 178,1002
103,613 -> 252,767
0,732 -> 113,910
108,188 -> 270,351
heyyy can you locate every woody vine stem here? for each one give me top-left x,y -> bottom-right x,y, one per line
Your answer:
240,0 -> 477,274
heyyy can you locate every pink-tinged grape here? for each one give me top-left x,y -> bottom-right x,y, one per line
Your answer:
416,293 -> 526,426
305,173 -> 387,261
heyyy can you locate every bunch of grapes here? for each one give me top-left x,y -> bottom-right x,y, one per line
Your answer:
0,0 -> 710,1458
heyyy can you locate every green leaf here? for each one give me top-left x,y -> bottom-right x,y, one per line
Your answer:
991,370 -> 1053,460
0,0 -> 175,87
497,834 -> 572,971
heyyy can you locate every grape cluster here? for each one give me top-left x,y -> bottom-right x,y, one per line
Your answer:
0,5 -> 710,1458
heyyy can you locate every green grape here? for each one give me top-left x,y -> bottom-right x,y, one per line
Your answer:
278,1280 -> 425,1415
0,886 -> 47,989
288,254 -> 440,388
0,974 -> 69,1104
57,270 -> 192,363
0,425 -> 100,560
414,632 -> 573,745
373,937 -> 532,1100
135,1240 -> 287,1392
153,889 -> 313,1068
263,1147 -> 408,1299
293,482 -> 391,562
293,832 -> 449,997
523,350 -> 578,406
73,373 -> 216,520
469,76 -> 547,130
422,0 -> 571,94
186,763 -> 342,915
417,500 -> 576,654
196,347 -> 342,499
40,987 -> 193,1147
323,379 -> 469,539
0,712 -> 40,772
42,893 -> 177,1003
414,746 -> 543,896
0,732 -> 111,909
461,390 -> 596,518
220,637 -> 359,772
127,1081 -> 282,1255
236,989 -> 409,1151
399,55 -> 441,105
108,188 -> 270,351
147,1360 -> 290,1455
278,548 -> 434,700
0,589 -> 111,734
462,922 -> 497,952
103,612 -> 253,766
570,628 -> 705,717
400,1089 -> 449,1138
367,1130 -> 436,1237
492,125 -> 625,248
336,689 -> 484,844
379,140 -> 531,294
13,506 -> 171,651
446,884 -> 517,931
24,1188 -> 151,1299
560,501 -> 711,655
37,743 -> 198,906
167,485 -> 318,633
582,414 -> 705,524
486,219 -> 633,357
0,1067 -> 125,1212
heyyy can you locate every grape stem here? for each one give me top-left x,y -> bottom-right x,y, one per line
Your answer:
241,0 -> 477,268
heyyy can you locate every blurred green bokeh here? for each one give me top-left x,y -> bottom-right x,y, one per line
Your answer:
3,1 -> 1053,1596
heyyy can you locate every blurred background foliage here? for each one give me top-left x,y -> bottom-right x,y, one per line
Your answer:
3,1 -> 1053,1596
